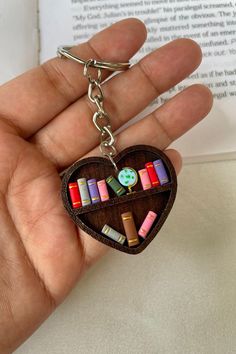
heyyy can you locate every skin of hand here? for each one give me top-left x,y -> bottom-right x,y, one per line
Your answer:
0,18 -> 213,353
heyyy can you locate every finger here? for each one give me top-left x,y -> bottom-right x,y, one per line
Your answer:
164,149 -> 182,175
32,39 -> 202,169
0,19 -> 146,137
80,148 -> 182,268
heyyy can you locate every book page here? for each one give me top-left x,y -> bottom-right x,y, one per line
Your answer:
0,0 -> 39,84
39,0 -> 236,162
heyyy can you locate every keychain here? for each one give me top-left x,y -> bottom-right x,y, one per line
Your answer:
58,46 -> 177,255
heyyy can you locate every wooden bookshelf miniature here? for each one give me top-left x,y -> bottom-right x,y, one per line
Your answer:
61,145 -> 177,255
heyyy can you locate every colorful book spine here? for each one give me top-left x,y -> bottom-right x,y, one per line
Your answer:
77,178 -> 91,206
138,169 -> 152,190
121,211 -> 140,247
68,182 -> 82,209
87,179 -> 101,204
153,159 -> 169,185
101,224 -> 126,245
145,162 -> 160,187
106,176 -> 126,196
97,180 -> 110,202
138,211 -> 157,238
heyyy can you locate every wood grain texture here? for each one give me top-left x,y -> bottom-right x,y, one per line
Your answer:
61,145 -> 177,255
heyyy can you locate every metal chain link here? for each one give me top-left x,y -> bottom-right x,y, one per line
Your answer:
84,59 -> 118,171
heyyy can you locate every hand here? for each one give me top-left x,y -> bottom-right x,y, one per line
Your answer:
0,18 -> 212,352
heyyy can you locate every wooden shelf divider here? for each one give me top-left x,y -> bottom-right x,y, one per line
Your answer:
74,183 -> 172,215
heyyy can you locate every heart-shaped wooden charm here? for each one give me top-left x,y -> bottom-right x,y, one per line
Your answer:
61,145 -> 177,255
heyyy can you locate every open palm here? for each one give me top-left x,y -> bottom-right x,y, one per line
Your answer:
0,19 -> 212,352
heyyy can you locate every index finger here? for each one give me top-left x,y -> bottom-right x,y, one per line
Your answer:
0,19 -> 146,137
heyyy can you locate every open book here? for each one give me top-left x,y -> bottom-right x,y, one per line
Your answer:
1,0 -> 236,162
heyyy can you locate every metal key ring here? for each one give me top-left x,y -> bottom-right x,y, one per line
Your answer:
57,46 -> 131,72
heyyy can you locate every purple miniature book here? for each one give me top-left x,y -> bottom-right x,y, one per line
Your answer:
153,159 -> 169,185
87,179 -> 101,204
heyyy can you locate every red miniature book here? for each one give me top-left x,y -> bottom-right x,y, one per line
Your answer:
145,162 -> 160,187
68,182 -> 82,209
